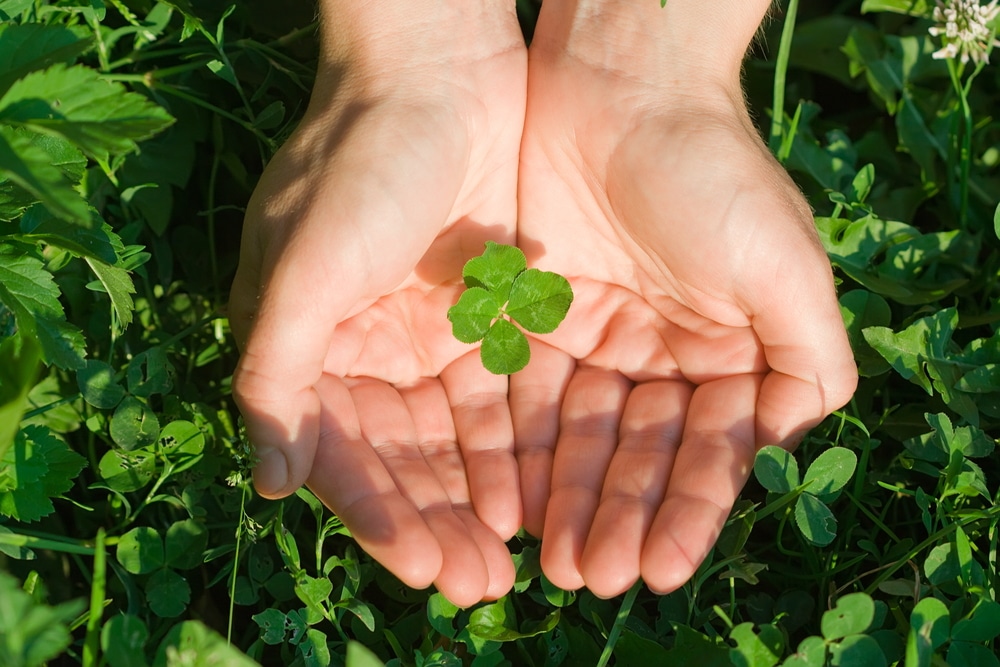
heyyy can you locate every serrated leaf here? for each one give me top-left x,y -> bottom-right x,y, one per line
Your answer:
0,63 -> 175,162
447,287 -> 500,343
507,268 -> 573,334
0,125 -> 90,223
0,570 -> 86,667
753,445 -> 800,493
802,447 -> 857,500
481,318 -> 530,375
0,23 -> 92,95
0,427 -> 49,521
794,493 -> 838,546
0,244 -> 86,369
85,256 -> 135,333
19,205 -> 115,262
461,240 -> 525,297
0,426 -> 82,523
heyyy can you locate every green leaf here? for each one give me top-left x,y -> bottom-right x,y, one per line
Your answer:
462,240 -> 526,298
0,23 -> 92,96
97,447 -> 155,493
481,318 -> 530,375
822,593 -> 876,640
165,519 -> 207,570
467,597 -> 560,642
0,571 -> 85,667
860,0 -> 932,17
0,126 -> 90,224
427,593 -> 459,639
507,268 -> 574,334
783,636 -> 826,667
951,599 -> 1000,642
802,447 -> 857,500
153,621 -> 258,667
728,623 -> 782,667
100,614 -> 148,667
0,244 -> 86,369
864,308 -> 978,424
116,526 -> 164,575
753,445 -> 800,493
0,63 -> 175,162
447,287 -> 500,344
76,359 -> 125,409
906,597 -> 950,666
146,568 -> 190,618
18,206 -> 115,262
0,425 -> 84,522
839,289 -> 892,377
947,641 -> 1000,667
85,256 -> 135,334
828,635 -> 887,667
794,493 -> 838,546
109,396 -> 160,450
125,347 -> 173,398
252,608 -> 287,645
346,640 -> 386,667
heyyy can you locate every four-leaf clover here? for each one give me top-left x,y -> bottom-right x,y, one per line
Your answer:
448,242 -> 573,375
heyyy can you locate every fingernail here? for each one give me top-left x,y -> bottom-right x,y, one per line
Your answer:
252,447 -> 288,497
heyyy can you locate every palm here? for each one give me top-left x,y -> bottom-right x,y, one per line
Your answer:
513,40 -> 856,597
230,38 -> 528,605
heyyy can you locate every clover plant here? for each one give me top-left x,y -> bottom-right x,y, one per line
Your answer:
447,241 -> 573,375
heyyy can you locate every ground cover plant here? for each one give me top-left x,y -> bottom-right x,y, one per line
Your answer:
0,0 -> 999,665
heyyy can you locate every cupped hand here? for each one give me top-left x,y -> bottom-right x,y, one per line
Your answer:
228,5 -> 526,606
512,8 -> 858,598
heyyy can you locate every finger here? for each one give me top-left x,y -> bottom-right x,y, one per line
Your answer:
539,368 -> 631,591
306,375 -> 442,589
349,377 -> 490,605
640,374 -> 760,594
743,243 -> 857,448
509,339 -> 575,536
440,351 -> 521,541
397,378 -> 516,602
579,380 -> 691,598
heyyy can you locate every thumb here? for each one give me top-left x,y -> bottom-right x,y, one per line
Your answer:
230,232 -> 367,499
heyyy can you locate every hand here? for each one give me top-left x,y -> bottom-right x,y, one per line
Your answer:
512,2 -> 858,598
228,2 -> 526,606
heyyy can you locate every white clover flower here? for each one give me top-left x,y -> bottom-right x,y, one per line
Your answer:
929,0 -> 1000,64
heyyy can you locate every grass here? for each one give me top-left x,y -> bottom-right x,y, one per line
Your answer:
1,1 -> 999,665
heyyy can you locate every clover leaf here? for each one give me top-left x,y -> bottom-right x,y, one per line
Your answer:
447,242 -> 573,375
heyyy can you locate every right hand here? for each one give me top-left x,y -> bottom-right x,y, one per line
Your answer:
228,3 -> 527,606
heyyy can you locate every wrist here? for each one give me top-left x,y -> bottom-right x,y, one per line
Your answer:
316,1 -> 521,85
535,0 -> 772,93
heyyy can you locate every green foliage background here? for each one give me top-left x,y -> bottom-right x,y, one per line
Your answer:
1,0 -> 999,665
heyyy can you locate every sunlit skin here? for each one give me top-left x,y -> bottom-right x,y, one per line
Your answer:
229,2 -> 527,607
228,0 -> 858,606
512,0 -> 857,597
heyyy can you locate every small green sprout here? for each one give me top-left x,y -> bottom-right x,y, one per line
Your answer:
448,242 -> 573,375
